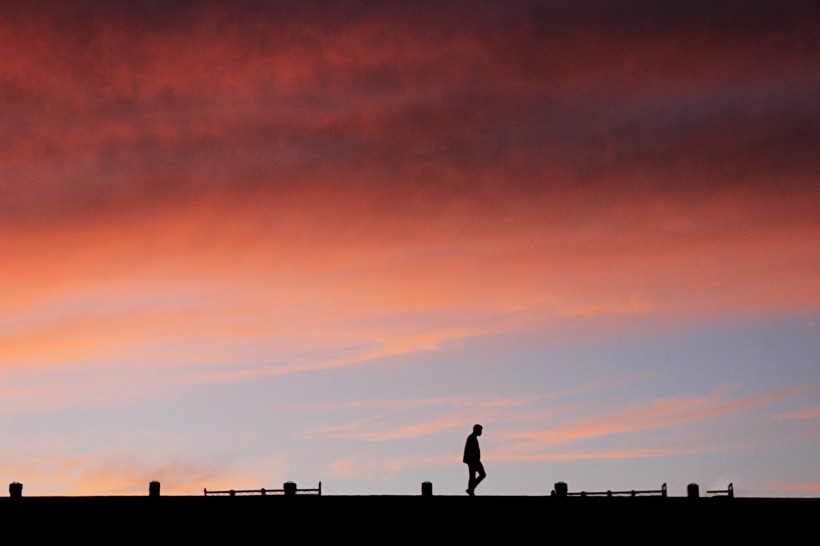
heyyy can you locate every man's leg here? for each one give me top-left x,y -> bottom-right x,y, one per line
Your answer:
473,462 -> 486,491
467,465 -> 476,495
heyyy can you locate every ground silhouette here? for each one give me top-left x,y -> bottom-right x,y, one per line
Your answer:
2,493 -> 816,541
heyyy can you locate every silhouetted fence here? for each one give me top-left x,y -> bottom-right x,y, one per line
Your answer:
561,483 -> 667,498
6,479 -> 735,499
707,483 -> 734,498
204,482 -> 321,496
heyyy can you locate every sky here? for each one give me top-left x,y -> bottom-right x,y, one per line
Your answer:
1,0 -> 819,497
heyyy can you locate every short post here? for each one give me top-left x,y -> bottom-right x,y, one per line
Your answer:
284,481 -> 297,496
687,483 -> 699,498
149,481 -> 160,497
421,481 -> 433,496
9,482 -> 22,499
553,482 -> 567,498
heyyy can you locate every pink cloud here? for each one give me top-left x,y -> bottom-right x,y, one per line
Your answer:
756,481 -> 820,497
330,453 -> 453,482
312,414 -> 468,443
777,407 -> 820,420
505,388 -> 811,447
489,445 -> 722,463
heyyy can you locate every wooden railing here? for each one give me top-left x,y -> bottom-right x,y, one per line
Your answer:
567,483 -> 667,498
204,482 -> 321,496
706,483 -> 733,498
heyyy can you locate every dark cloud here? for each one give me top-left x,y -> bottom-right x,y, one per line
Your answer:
1,1 -> 817,229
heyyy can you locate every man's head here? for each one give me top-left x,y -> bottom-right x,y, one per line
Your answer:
473,424 -> 483,436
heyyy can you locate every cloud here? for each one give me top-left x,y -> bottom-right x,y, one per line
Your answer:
790,482 -> 820,492
1,1 -> 817,498
0,452 -> 247,496
330,453 -> 452,482
268,383 -> 816,480
1,0 -> 818,385
488,445 -> 721,463
756,481 -> 820,497
2,0 -> 818,226
315,414 -> 468,443
504,388 -> 807,448
4,179 -> 818,377
777,406 -> 820,420
297,391 -> 583,443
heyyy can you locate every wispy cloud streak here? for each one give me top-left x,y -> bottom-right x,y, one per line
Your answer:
504,388 -> 811,448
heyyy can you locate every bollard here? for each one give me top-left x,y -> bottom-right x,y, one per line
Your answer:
553,482 -> 567,497
149,481 -> 161,497
687,483 -> 699,498
284,481 -> 297,496
9,482 -> 22,499
421,481 -> 433,496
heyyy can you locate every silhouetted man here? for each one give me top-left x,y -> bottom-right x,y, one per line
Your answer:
463,424 -> 485,496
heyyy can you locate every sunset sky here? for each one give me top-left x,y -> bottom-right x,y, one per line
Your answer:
2,1 -> 819,497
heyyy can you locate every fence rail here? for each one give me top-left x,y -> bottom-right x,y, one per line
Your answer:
204,482 -> 321,496
567,483 -> 667,498
706,483 -> 733,498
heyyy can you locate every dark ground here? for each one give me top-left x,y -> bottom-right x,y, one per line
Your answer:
1,495 -> 816,542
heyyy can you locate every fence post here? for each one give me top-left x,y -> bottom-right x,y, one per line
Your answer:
9,482 -> 22,499
149,481 -> 161,497
421,481 -> 433,496
553,482 -> 567,497
284,481 -> 297,496
687,483 -> 699,498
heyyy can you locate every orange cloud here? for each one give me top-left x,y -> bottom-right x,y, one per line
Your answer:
2,1 -> 818,387
1,2 -> 817,499
0,453 -> 254,496
790,482 -> 820,492
3,183 -> 819,392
